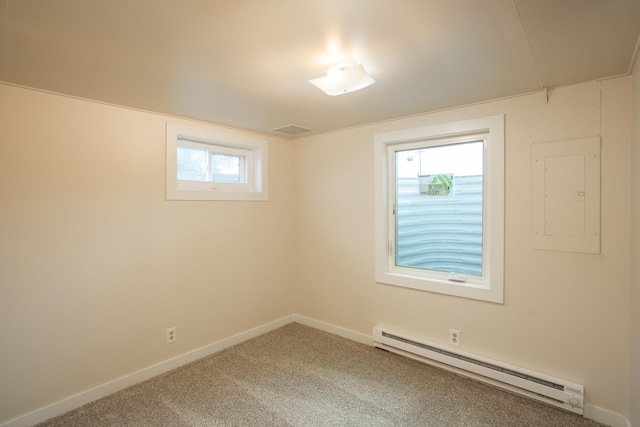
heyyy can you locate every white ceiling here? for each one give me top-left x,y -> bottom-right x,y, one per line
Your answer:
1,0 -> 639,137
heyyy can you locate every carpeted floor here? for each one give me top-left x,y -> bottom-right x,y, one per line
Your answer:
37,323 -> 604,426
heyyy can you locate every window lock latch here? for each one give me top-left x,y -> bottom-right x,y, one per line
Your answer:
449,272 -> 467,283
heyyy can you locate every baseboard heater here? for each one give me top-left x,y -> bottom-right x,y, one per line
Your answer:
372,327 -> 584,415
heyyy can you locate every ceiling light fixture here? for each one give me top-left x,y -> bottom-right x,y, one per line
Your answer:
308,61 -> 375,96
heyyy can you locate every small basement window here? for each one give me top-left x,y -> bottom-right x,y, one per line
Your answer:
166,123 -> 268,201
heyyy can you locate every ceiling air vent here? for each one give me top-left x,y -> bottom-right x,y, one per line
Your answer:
270,124 -> 312,136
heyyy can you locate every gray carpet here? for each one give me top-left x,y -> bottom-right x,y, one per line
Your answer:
37,323 -> 604,426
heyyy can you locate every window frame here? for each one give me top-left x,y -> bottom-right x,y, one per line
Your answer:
374,115 -> 504,303
166,123 -> 268,201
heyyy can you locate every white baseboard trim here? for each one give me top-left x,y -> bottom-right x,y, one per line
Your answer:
292,314 -> 372,346
0,315 -> 294,427
2,314 -> 630,427
584,404 -> 631,427
291,316 -> 631,427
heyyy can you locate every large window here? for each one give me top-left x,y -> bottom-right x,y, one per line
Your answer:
374,115 -> 504,303
166,123 -> 268,201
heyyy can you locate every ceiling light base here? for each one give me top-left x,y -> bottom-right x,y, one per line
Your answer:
309,62 -> 375,96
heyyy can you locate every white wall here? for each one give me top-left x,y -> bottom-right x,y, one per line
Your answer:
630,51 -> 640,427
0,75 -> 634,424
0,84 -> 295,423
294,78 -> 632,418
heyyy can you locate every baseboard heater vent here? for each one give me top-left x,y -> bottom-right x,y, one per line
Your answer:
372,327 -> 584,415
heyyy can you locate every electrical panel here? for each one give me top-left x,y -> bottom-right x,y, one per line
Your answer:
532,136 -> 601,254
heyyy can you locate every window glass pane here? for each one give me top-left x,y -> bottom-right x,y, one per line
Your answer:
177,147 -> 244,183
210,153 -> 241,183
177,147 -> 207,181
395,141 -> 483,276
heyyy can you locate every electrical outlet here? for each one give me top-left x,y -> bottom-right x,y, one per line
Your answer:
449,329 -> 460,346
166,327 -> 176,344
